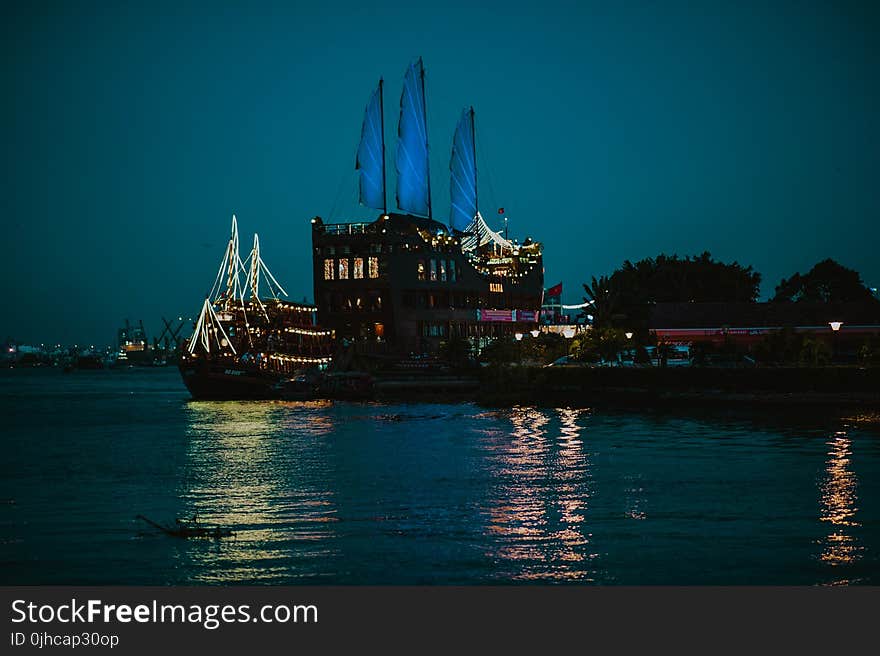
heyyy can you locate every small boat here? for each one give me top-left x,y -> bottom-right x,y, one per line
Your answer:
136,514 -> 234,539
318,371 -> 375,400
273,368 -> 323,400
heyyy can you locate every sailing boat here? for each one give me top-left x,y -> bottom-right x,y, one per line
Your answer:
310,58 -> 544,359
178,215 -> 333,400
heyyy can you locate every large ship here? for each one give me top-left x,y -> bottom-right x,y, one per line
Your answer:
115,319 -> 154,366
179,217 -> 333,399
311,58 -> 544,362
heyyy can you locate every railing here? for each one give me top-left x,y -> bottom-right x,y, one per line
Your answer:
320,223 -> 372,236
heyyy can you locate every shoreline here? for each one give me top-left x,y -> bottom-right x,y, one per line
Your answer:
471,364 -> 880,411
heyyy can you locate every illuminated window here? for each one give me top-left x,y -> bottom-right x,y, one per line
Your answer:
368,256 -> 379,278
324,259 -> 334,280
449,260 -> 456,283
353,257 -> 364,279
440,260 -> 447,282
490,282 -> 504,293
417,260 -> 426,281
430,259 -> 437,281
339,258 -> 349,280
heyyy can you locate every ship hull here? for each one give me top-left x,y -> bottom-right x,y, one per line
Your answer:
178,361 -> 284,400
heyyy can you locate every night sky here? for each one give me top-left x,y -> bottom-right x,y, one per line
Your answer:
3,1 -> 878,345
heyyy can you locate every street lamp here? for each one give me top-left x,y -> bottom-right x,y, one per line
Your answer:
530,329 -> 540,338
514,333 -> 523,341
829,321 -> 843,364
625,332 -> 633,340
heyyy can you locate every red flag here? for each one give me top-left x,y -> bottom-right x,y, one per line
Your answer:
547,282 -> 562,297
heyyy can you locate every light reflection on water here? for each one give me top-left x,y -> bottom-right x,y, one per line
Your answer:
178,401 -> 339,583
6,369 -> 878,585
818,431 -> 862,570
167,402 -> 880,584
482,406 -> 597,581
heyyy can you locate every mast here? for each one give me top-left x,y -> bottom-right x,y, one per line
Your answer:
450,106 -> 478,232
208,214 -> 245,308
420,58 -> 432,220
380,78 -> 387,216
470,106 -> 477,217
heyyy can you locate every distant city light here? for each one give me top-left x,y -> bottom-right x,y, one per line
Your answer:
514,333 -> 523,341
829,321 -> 843,332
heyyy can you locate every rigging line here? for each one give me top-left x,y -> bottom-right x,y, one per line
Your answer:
475,128 -> 502,230
327,154 -> 357,222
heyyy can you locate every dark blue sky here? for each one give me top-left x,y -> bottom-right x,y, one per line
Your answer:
3,0 -> 878,345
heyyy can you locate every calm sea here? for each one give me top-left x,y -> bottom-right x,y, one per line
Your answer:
2,367 -> 879,585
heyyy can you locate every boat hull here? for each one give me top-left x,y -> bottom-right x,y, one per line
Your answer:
178,361 -> 284,400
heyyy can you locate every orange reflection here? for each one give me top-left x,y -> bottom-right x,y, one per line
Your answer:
179,401 -> 338,582
484,406 -> 598,581
818,431 -> 862,567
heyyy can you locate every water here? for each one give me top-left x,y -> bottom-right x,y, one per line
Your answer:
2,368 -> 879,585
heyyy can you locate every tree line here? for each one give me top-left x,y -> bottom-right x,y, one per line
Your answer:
583,255 -> 877,331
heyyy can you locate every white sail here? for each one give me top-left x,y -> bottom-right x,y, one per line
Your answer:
187,298 -> 236,355
460,211 -> 514,253
209,214 -> 247,307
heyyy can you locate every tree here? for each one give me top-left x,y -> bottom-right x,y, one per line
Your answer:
858,337 -> 880,366
439,334 -> 472,368
478,337 -> 519,365
799,336 -> 832,366
753,327 -> 805,365
581,275 -> 621,329
569,327 -> 628,365
612,252 -> 761,305
581,252 -> 762,333
520,332 -> 569,365
771,259 -> 877,304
